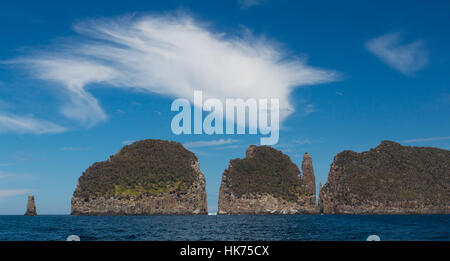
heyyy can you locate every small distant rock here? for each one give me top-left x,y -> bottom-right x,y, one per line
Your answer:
24,195 -> 37,216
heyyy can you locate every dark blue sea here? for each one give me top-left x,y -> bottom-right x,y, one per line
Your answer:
0,215 -> 448,241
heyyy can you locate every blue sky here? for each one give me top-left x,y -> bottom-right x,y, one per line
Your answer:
0,0 -> 450,214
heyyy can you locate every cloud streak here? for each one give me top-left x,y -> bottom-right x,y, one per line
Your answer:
238,0 -> 266,9
14,13 -> 338,127
184,138 -> 239,148
60,147 -> 89,152
303,104 -> 316,115
0,171 -> 34,181
292,137 -> 312,145
0,113 -> 66,134
122,139 -> 136,145
0,189 -> 30,198
403,136 -> 450,143
22,59 -> 112,126
365,33 -> 428,75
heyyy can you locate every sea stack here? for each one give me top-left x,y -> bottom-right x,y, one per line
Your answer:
24,195 -> 37,216
301,153 -> 316,196
218,145 -> 318,214
319,141 -> 450,214
71,139 -> 207,215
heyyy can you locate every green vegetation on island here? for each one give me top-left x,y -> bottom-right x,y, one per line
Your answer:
74,139 -> 197,199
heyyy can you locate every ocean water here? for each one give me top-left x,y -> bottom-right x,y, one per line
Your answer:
0,215 -> 448,241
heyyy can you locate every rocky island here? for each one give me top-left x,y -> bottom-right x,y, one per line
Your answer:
71,139 -> 207,215
24,194 -> 37,216
319,141 -> 450,214
218,145 -> 318,214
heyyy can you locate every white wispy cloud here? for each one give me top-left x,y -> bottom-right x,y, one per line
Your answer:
275,136 -> 323,152
215,144 -> 241,150
21,59 -> 112,126
13,13 -> 338,127
292,138 -> 312,145
184,138 -> 239,148
238,0 -> 266,9
0,172 -> 10,179
0,113 -> 66,134
122,139 -> 136,145
0,171 -> 34,181
60,147 -> 89,151
0,163 -> 13,167
365,33 -> 429,75
0,189 -> 30,198
304,104 -> 316,115
403,136 -> 450,143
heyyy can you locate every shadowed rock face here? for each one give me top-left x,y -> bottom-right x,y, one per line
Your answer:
302,153 -> 316,196
71,139 -> 207,215
319,141 -> 450,214
24,195 -> 37,216
218,145 -> 318,214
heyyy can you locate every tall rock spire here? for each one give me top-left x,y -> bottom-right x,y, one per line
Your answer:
301,152 -> 316,196
24,195 -> 37,216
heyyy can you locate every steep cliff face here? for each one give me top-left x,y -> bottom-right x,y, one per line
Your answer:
24,195 -> 37,216
218,145 -> 318,214
71,139 -> 207,215
319,141 -> 450,214
302,153 -> 316,196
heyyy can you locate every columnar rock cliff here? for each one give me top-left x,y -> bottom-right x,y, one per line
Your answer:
319,141 -> 450,214
302,153 -> 316,196
24,195 -> 37,216
218,145 -> 318,214
71,139 -> 207,215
